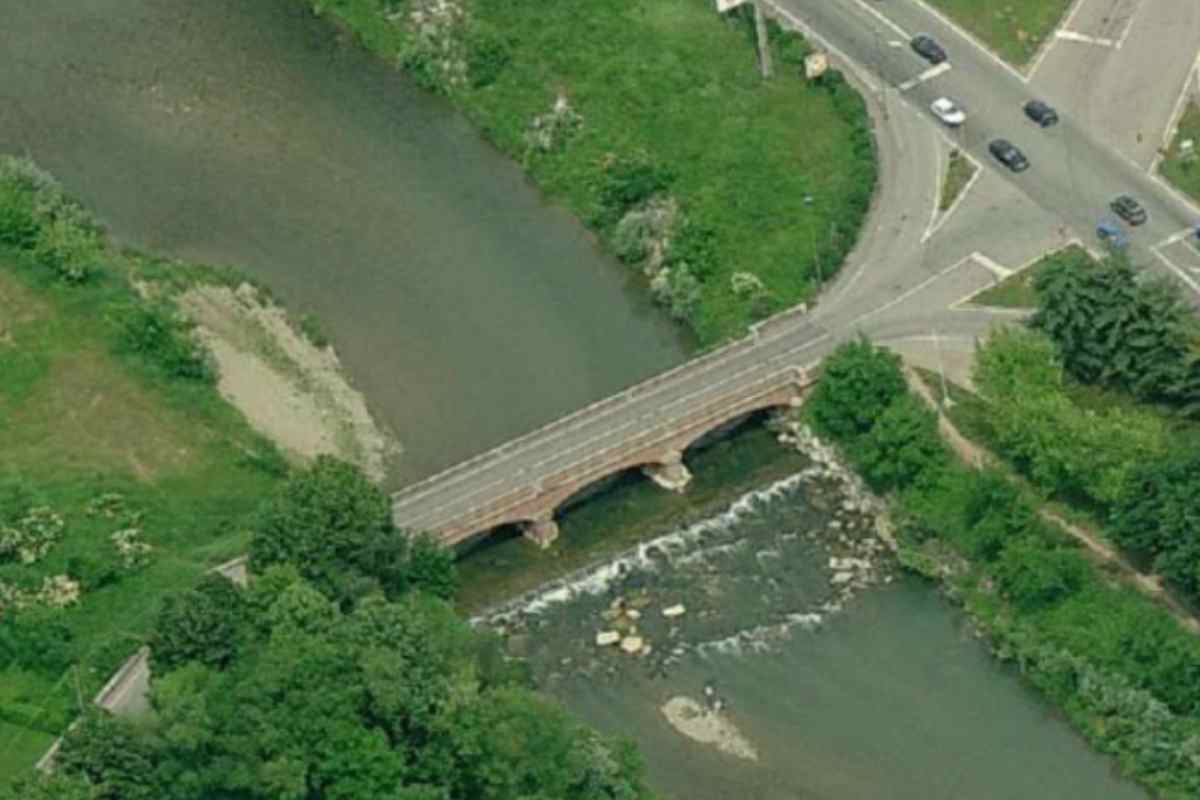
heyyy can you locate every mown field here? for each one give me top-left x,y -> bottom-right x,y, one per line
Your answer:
309,0 -> 876,344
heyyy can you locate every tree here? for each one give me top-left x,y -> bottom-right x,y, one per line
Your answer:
48,577 -> 654,800
850,394 -> 946,492
148,573 -> 245,674
807,337 -> 906,442
994,536 -> 1088,611
249,457 -> 456,604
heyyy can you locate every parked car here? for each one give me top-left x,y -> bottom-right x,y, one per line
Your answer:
988,139 -> 1029,172
1110,194 -> 1148,226
930,97 -> 966,127
911,34 -> 948,64
1024,99 -> 1059,127
1097,219 -> 1129,250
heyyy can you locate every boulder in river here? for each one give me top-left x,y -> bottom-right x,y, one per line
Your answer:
620,635 -> 644,654
596,631 -> 621,646
662,603 -> 686,618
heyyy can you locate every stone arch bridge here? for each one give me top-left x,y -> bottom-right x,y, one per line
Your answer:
391,315 -> 829,548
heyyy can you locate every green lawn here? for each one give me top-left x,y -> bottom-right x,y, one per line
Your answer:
938,149 -> 976,212
1160,101 -> 1200,204
924,0 -> 1073,66
0,252 -> 286,775
969,243 -> 1093,309
309,0 -> 876,344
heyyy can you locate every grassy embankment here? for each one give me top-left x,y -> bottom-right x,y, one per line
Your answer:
0,159 -> 290,774
306,0 -> 876,345
938,149 -> 976,213
923,0 -> 1073,66
968,243 -> 1093,309
1160,101 -> 1200,204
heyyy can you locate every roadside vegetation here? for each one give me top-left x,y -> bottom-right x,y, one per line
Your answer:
806,338 -> 1200,799
5,459 -> 654,800
937,148 -> 976,213
968,243 -> 1092,309
305,0 -> 877,344
923,0 -> 1072,67
1160,100 -> 1200,204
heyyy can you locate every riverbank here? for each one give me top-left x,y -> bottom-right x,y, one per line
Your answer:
0,156 -> 391,773
804,338 -> 1200,798
303,0 -> 876,344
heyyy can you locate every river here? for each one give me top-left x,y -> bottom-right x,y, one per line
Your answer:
0,0 -> 689,484
2,4 -> 1150,795
478,447 -> 1148,800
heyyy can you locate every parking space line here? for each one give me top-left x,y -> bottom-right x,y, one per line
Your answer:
1152,246 -> 1200,296
898,61 -> 951,92
1113,0 -> 1145,50
1157,228 -> 1198,249
1149,55 -> 1200,175
1055,30 -> 1115,47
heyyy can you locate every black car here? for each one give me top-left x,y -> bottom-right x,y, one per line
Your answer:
989,139 -> 1029,172
911,34 -> 948,64
1110,194 -> 1148,226
1024,100 -> 1059,127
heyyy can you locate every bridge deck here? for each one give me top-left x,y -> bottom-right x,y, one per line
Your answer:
391,316 -> 830,543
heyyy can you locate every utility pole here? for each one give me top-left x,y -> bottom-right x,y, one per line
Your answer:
754,2 -> 773,79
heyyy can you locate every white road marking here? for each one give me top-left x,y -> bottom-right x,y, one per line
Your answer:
971,252 -> 1013,279
898,61 -> 951,91
1026,0 -> 1090,79
1055,30 -> 1115,47
904,0 -> 1030,83
1152,246 -> 1200,296
848,0 -> 911,40
1113,0 -> 1145,50
1157,227 -> 1199,249
923,146 -> 984,243
1149,55 -> 1200,174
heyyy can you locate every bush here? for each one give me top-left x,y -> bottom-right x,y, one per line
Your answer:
994,536 -> 1087,611
595,155 -> 674,229
0,607 -> 75,675
806,338 -> 906,442
116,303 -> 215,383
32,217 -> 101,284
850,394 -> 946,492
0,184 -> 38,249
466,25 -> 511,88
149,575 -> 245,674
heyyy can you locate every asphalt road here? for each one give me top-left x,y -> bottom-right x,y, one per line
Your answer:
393,0 -> 1200,540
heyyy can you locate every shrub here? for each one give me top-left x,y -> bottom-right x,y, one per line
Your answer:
32,217 -> 101,284
994,536 -> 1087,611
149,574 -> 245,673
0,607 -> 75,675
806,337 -> 906,441
116,303 -> 216,383
0,184 -> 38,249
466,25 -> 510,88
849,394 -> 946,492
595,155 -> 674,229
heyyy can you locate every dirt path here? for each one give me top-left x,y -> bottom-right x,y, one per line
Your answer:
903,362 -> 1200,636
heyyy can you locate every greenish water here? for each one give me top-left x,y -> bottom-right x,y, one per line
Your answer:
0,0 -> 689,485
480,470 -> 1148,800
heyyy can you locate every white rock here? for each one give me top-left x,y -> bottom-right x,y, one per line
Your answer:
620,636 -> 644,654
831,571 -> 855,585
596,631 -> 621,646
662,604 -> 687,618
625,609 -> 642,621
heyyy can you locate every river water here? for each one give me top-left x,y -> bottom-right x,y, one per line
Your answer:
0,0 -> 688,484
480,457 -> 1147,800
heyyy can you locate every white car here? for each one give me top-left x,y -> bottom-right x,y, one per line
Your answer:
930,97 -> 965,127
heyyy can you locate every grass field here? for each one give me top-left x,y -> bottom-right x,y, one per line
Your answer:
924,0 -> 1073,66
0,249 -> 286,775
309,0 -> 876,345
969,243 -> 1093,309
938,149 -> 976,212
1160,101 -> 1200,203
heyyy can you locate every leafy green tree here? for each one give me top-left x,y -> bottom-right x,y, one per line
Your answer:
402,533 -> 459,601
850,394 -> 946,492
1113,448 -> 1200,599
148,573 -> 245,674
0,605 -> 74,675
249,457 -> 455,604
807,337 -> 906,442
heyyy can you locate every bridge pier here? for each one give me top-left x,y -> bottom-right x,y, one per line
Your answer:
643,450 -> 692,493
522,515 -> 560,549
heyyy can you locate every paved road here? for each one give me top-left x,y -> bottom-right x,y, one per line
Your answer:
394,0 -> 1200,540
